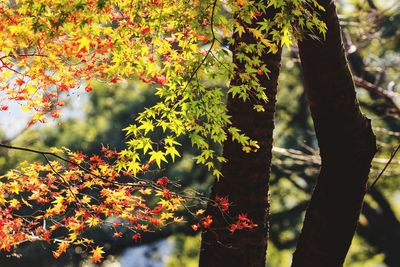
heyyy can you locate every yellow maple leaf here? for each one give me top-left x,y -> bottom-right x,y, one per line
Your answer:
195,209 -> 205,215
0,195 -> 6,205
90,246 -> 105,263
281,27 -> 292,48
77,36 -> 91,52
160,212 -> 174,220
139,188 -> 152,195
149,150 -> 168,168
81,195 -> 91,204
87,216 -> 100,227
173,216 -> 184,223
9,199 -> 20,209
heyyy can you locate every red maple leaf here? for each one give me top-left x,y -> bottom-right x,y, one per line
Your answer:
132,233 -> 141,242
156,177 -> 169,187
140,27 -> 151,35
16,79 -> 25,86
202,215 -> 213,228
155,75 -> 167,86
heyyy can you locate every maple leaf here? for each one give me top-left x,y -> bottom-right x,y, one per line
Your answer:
160,212 -> 174,220
139,120 -> 154,135
77,36 -> 91,52
9,198 -> 20,209
281,27 -> 292,48
156,177 -> 169,187
140,27 -> 151,35
236,0 -> 247,7
16,79 -> 25,86
191,224 -> 200,231
149,150 -> 167,168
151,204 -> 164,214
197,35 -> 209,43
238,213 -> 251,222
90,246 -> 105,263
132,233 -> 141,242
53,242 -> 70,259
85,85 -> 93,92
155,75 -> 167,86
229,223 -> 238,233
195,209 -> 205,215
139,188 -> 152,195
173,216 -> 184,223
215,195 -> 229,211
58,83 -> 69,91
165,146 -> 180,162
51,110 -> 60,119
202,215 -> 213,228
42,231 -> 51,243
162,189 -> 172,199
87,216 -> 100,227
110,77 -> 121,83
113,232 -> 123,238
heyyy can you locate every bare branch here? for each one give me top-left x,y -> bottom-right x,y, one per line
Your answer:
353,76 -> 400,117
368,142 -> 400,190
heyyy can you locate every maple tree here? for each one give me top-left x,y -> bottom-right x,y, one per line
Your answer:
0,0 -> 326,175
2,0 -> 397,265
0,0 -> 328,263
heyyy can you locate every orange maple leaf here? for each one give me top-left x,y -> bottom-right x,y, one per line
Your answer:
90,246 -> 105,263
236,0 -> 246,7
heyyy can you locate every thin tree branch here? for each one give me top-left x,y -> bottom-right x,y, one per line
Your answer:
368,142 -> 400,190
0,143 -> 213,207
353,76 -> 400,116
0,143 -> 149,188
366,0 -> 378,10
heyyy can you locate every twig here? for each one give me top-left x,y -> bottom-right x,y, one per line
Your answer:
168,0 -> 218,110
353,76 -> 400,116
368,142 -> 400,190
366,0 -> 378,10
0,143 -> 211,205
0,143 -> 148,188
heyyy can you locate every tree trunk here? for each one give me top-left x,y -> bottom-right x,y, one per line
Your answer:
198,11 -> 282,267
291,1 -> 377,267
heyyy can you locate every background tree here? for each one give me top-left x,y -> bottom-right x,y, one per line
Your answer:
291,0 -> 377,266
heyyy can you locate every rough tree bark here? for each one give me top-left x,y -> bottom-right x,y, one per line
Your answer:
198,9 -> 283,267
291,1 -> 377,266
